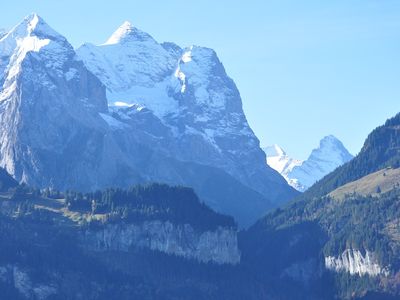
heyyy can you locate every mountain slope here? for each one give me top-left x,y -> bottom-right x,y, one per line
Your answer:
289,135 -> 354,191
76,22 -> 296,206
265,136 -> 353,191
264,144 -> 303,190
305,113 -> 400,198
0,180 -> 257,299
0,13 -> 112,188
0,15 -> 297,227
241,113 -> 400,299
263,144 -> 302,175
328,167 -> 400,201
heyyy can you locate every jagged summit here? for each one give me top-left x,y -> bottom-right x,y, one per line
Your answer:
103,21 -> 154,45
0,13 -> 109,190
0,13 -> 68,58
319,135 -> 345,149
0,15 -> 298,227
308,135 -> 354,165
22,13 -> 46,32
2,13 -> 63,41
264,135 -> 354,191
0,14 -> 78,102
322,134 -> 338,142
78,25 -> 180,117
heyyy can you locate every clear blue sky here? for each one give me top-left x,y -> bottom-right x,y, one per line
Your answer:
1,0 -> 399,159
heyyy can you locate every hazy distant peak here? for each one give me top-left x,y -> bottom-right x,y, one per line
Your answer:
309,135 -> 354,163
264,135 -> 354,191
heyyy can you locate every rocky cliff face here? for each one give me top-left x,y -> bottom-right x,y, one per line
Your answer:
0,14 -> 297,227
0,13 -> 112,189
76,21 -> 297,206
325,249 -> 389,277
0,181 -> 247,299
82,221 -> 240,265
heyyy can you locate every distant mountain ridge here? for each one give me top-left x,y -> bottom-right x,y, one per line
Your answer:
264,135 -> 354,191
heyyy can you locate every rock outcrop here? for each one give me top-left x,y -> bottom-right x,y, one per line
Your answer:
82,221 -> 241,265
325,249 -> 389,277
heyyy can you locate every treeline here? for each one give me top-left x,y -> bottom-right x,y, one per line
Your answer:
64,183 -> 236,231
322,189 -> 400,269
245,183 -> 400,299
257,187 -> 400,270
1,176 -> 236,232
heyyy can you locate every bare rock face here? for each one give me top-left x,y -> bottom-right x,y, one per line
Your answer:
325,249 -> 389,277
82,221 -> 241,265
0,14 -> 111,189
0,14 -> 297,227
77,24 -> 296,207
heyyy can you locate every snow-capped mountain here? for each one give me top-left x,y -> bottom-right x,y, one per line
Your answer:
263,144 -> 303,190
0,15 -> 297,227
263,144 -> 302,175
264,136 -> 354,191
0,13 -> 112,186
75,22 -> 298,220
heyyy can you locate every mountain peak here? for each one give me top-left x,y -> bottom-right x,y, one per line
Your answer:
120,20 -> 133,29
320,134 -> 341,146
0,13 -> 66,56
0,14 -> 73,83
265,136 -> 354,192
25,12 -> 41,24
18,13 -> 61,38
104,21 -> 154,45
314,135 -> 353,161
